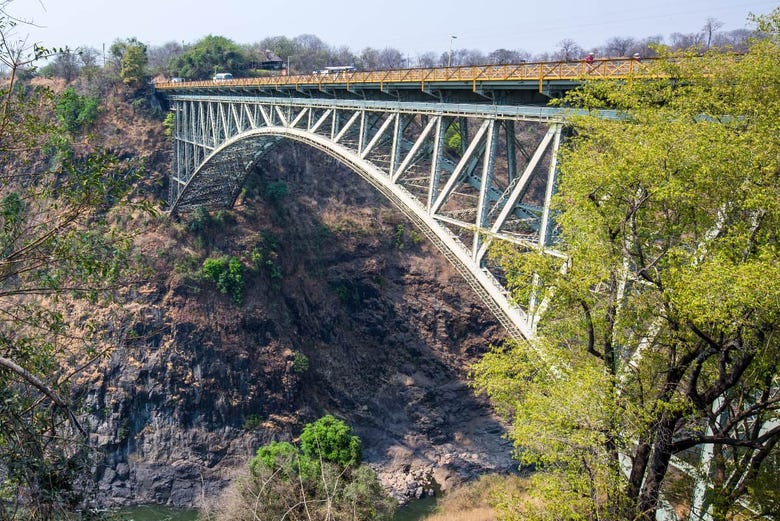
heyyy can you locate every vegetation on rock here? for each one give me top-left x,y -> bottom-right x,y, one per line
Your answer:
54,88 -> 100,133
209,415 -> 395,521
201,256 -> 246,305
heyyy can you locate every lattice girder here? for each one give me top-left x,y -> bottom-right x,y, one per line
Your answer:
168,95 -> 566,338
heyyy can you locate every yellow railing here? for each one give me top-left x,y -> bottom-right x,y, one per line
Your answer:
154,58 -> 650,91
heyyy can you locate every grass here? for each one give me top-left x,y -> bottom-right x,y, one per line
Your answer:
422,506 -> 495,521
420,474 -> 528,521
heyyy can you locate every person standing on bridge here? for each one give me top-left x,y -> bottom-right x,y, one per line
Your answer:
585,52 -> 596,74
584,52 -> 595,73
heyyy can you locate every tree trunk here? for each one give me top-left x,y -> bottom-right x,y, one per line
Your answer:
637,414 -> 680,520
627,441 -> 651,501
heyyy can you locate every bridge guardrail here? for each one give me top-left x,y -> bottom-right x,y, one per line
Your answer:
154,58 -> 651,93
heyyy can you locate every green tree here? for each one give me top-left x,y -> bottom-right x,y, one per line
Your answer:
474,9 -> 780,521
162,111 -> 175,137
120,41 -> 148,88
0,9 -> 145,519
300,414 -> 362,467
54,87 -> 100,133
263,179 -> 288,204
212,417 -> 394,521
292,351 -> 309,374
109,37 -> 148,88
170,35 -> 247,80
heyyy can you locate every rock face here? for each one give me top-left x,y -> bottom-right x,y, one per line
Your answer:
83,141 -> 514,507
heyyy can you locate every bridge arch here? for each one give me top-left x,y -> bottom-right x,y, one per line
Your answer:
174,125 -> 535,338
166,95 -> 566,339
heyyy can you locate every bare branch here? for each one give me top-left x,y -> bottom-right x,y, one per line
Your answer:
0,355 -> 85,437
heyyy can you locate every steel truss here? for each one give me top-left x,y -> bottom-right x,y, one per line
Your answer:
168,95 -> 565,339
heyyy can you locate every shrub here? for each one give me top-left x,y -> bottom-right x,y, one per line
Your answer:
420,474 -> 526,521
201,256 -> 245,305
249,441 -> 298,475
292,352 -> 309,373
394,223 -> 406,249
187,206 -> 213,234
263,180 -> 288,204
186,208 -> 236,250
162,111 -> 175,137
210,417 -> 395,521
54,88 -> 100,133
333,281 -> 364,308
2,192 -> 23,233
393,223 -> 422,249
251,230 -> 282,280
242,413 -> 263,431
300,414 -> 362,467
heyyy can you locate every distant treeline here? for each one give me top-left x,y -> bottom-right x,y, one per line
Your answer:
23,19 -> 756,84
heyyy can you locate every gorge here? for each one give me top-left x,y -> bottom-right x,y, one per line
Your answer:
79,123 -> 516,508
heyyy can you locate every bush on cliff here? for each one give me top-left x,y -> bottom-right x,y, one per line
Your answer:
208,416 -> 395,521
54,87 -> 100,133
201,256 -> 245,305
299,414 -> 362,468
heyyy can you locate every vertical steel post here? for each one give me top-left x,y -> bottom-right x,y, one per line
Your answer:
505,120 -> 517,184
472,120 -> 497,262
528,123 -> 563,327
537,124 -> 562,248
389,113 -> 402,178
358,109 -> 366,154
427,116 -> 445,212
331,109 -> 339,140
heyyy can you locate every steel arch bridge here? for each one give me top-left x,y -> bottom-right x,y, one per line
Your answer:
163,92 -> 578,340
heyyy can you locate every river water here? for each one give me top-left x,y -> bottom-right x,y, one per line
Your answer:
116,506 -> 198,521
117,496 -> 438,521
392,495 -> 438,520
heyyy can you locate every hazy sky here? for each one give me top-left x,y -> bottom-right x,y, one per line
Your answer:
7,0 -> 778,58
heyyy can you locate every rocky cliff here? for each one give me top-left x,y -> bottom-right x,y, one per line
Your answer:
78,102 -> 514,507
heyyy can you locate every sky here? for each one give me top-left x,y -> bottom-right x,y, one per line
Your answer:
6,0 -> 778,59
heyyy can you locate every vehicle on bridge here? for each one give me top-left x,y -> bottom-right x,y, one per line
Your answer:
312,65 -> 356,75
213,72 -> 234,81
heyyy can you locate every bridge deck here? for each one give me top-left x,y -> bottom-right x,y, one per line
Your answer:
154,58 -> 649,101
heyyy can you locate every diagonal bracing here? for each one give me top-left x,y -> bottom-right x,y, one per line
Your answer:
167,95 -> 566,339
